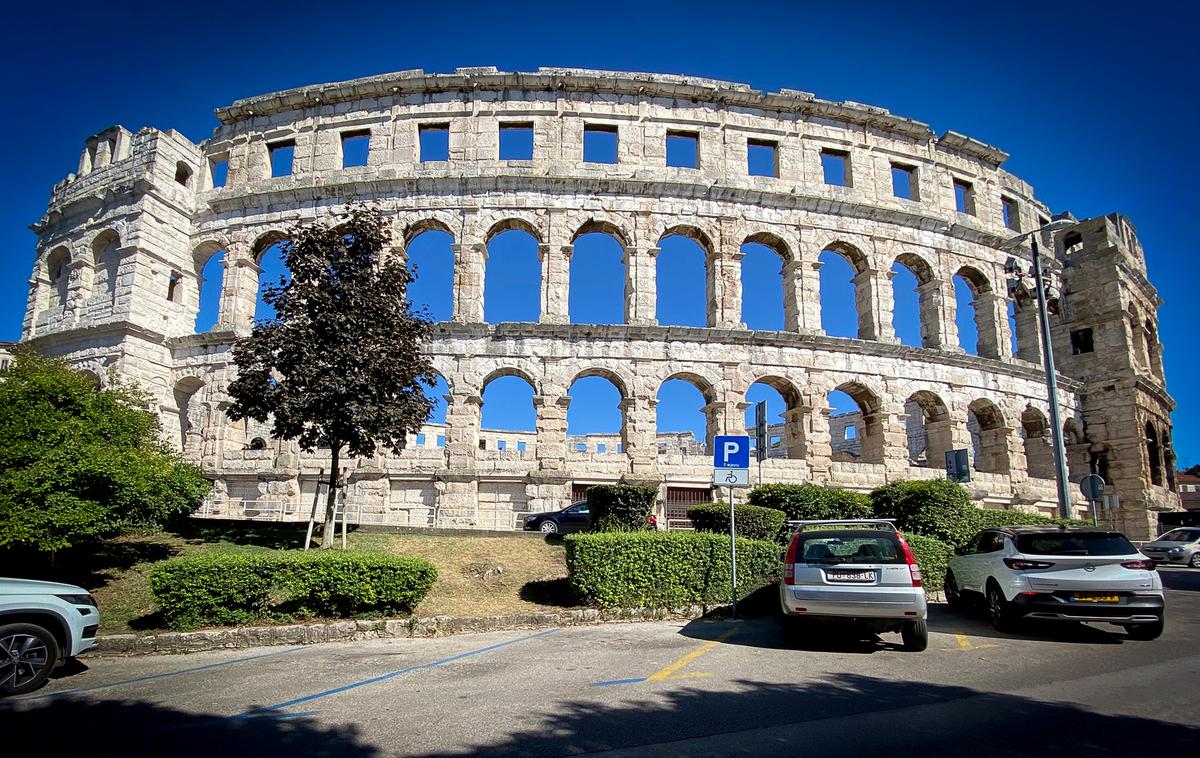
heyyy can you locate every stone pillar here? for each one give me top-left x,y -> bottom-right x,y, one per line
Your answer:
64,257 -> 91,318
218,244 -> 260,334
533,394 -> 570,471
976,425 -> 1015,474
781,407 -> 807,459
443,392 -> 482,470
541,244 -> 570,324
923,419 -> 956,471
807,404 -> 833,481
452,243 -> 485,323
938,279 -> 962,352
701,397 -> 741,451
782,260 -> 803,332
707,249 -> 743,329
800,259 -> 823,333
916,280 -> 949,349
880,409 -> 910,475
1013,301 -> 1042,362
851,267 -> 896,343
974,291 -> 1004,359
625,246 -> 658,326
620,397 -> 657,476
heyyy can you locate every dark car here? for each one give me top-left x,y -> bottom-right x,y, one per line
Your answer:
523,502 -> 591,534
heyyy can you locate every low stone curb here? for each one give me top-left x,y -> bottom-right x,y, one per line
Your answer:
92,605 -> 712,657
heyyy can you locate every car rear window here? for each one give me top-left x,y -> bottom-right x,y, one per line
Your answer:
1015,532 -> 1136,556
793,532 -> 904,564
1159,528 -> 1200,542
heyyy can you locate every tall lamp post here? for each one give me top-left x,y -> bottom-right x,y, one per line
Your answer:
1002,219 -> 1077,519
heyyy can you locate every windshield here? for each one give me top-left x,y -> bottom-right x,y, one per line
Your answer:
794,532 -> 904,564
1015,532 -> 1136,556
1158,528 -> 1200,542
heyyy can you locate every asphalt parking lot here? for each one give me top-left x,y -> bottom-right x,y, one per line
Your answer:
3,567 -> 1198,757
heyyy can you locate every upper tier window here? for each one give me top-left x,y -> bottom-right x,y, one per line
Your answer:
584,124 -> 618,164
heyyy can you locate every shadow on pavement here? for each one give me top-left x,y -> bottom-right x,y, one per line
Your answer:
0,696 -> 380,758
425,673 -> 1200,757
1160,567 -> 1200,592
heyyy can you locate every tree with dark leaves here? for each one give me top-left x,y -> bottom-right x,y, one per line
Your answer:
226,204 -> 434,548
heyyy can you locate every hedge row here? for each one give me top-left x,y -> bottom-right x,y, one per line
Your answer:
748,483 -> 871,522
565,531 -> 780,608
586,484 -> 657,531
903,533 -> 954,590
148,551 -> 438,630
687,503 -> 787,541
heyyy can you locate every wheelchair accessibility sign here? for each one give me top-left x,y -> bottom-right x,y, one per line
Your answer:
713,435 -> 751,487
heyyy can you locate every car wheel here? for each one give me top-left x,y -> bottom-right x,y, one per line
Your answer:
944,571 -> 965,612
0,622 -> 59,697
986,583 -> 1018,633
901,619 -> 928,652
539,520 -> 558,534
1127,619 -> 1164,640
1189,553 -> 1200,569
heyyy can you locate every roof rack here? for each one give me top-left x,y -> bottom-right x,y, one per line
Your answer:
786,519 -> 898,532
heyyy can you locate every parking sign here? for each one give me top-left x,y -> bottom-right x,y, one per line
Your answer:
713,435 -> 751,469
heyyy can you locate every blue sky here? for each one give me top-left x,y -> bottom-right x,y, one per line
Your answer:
3,1 -> 1197,462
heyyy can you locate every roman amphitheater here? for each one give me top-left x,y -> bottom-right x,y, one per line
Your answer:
19,68 -> 1179,538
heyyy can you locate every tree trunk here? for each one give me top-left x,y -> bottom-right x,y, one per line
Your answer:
320,443 -> 340,549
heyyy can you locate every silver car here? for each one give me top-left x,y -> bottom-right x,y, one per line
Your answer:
779,519 -> 928,651
1141,527 -> 1200,568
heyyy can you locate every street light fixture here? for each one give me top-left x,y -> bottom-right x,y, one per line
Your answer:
1002,218 -> 1077,518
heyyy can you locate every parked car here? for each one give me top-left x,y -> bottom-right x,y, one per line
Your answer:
1,578 -> 100,696
944,526 -> 1164,639
1140,527 -> 1200,568
779,519 -> 928,651
523,501 -> 592,534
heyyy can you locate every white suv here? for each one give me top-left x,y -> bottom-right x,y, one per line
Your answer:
944,526 -> 1164,639
1,578 -> 101,696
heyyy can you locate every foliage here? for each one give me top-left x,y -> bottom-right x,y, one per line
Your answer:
226,204 -> 435,547
687,503 -> 787,542
0,347 -> 210,554
148,550 -> 438,630
748,483 -> 872,522
870,479 -> 978,546
902,533 -> 954,590
971,508 -> 1088,531
565,531 -> 780,608
585,484 -> 658,531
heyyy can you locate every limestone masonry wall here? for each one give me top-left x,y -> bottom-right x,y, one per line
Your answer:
19,68 -> 1179,538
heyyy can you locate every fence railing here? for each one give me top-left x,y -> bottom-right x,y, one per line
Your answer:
195,498 -> 524,531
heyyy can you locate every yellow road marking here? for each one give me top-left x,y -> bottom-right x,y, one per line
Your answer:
943,632 -> 997,652
664,671 -> 713,681
646,628 -> 736,682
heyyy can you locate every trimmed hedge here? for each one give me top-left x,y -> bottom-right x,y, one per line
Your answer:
748,484 -> 872,521
904,533 -> 954,590
870,480 -> 977,546
586,484 -> 657,531
149,551 -> 438,630
972,508 -> 1089,531
565,531 -> 780,608
687,503 -> 788,542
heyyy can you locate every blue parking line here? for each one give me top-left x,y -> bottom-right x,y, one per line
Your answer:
231,628 -> 561,719
590,677 -> 646,687
20,645 -> 308,703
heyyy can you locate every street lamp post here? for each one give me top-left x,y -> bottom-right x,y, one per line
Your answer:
1003,219 -> 1076,519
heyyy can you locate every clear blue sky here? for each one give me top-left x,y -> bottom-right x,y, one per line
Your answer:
4,1 -> 1197,463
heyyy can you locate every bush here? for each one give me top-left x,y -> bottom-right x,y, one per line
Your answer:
687,503 -> 787,542
971,509 -> 1088,531
565,531 -> 780,608
870,480 -> 977,546
149,551 -> 438,630
748,484 -> 871,522
586,484 -> 658,531
903,532 -> 954,590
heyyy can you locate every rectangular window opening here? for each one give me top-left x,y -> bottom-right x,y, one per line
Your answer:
583,124 -> 618,164
268,140 -> 295,178
478,438 -> 487,450
575,442 -> 588,452
436,435 -> 446,447
209,157 -> 229,188
498,440 -> 507,451
821,148 -> 850,186
666,130 -> 699,169
1070,328 -> 1095,355
415,433 -> 426,446
419,124 -> 450,162
499,122 -> 534,160
1002,196 -> 1021,232
845,426 -> 857,440
517,441 -> 527,453
341,130 -> 370,168
597,443 -> 607,453
954,178 -> 976,216
747,139 -> 778,177
891,163 -> 917,200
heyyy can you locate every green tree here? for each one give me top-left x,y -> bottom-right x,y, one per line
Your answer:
0,347 -> 211,556
226,204 -> 435,548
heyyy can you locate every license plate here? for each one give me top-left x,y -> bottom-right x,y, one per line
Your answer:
1071,593 -> 1119,603
826,570 -> 877,583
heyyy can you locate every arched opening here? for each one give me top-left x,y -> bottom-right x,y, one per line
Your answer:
741,237 -> 787,330
194,244 -> 225,332
968,399 -> 1009,474
1020,406 -> 1055,479
828,382 -> 883,464
657,233 -> 708,327
253,240 -> 288,322
1146,422 -> 1163,486
173,377 -> 205,453
77,369 -> 102,389
570,229 -> 626,325
904,391 -> 951,467
567,372 -> 625,454
174,161 -> 193,187
44,246 -> 71,310
248,437 -> 268,451
746,377 -> 801,459
484,227 -> 541,324
819,244 -> 869,339
954,267 -> 999,358
1145,321 -> 1163,377
656,376 -> 710,455
406,228 -> 455,322
890,261 -> 920,347
480,372 -> 537,455
91,231 -> 121,305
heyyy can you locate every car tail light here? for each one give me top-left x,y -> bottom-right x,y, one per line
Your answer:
897,536 -> 922,587
1120,559 -> 1156,571
784,535 -> 799,585
1003,558 -> 1055,570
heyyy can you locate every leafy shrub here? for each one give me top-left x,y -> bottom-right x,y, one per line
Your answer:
149,551 -> 438,630
871,480 -> 977,546
971,509 -> 1088,531
748,484 -> 871,522
903,532 -> 954,590
586,484 -> 658,531
687,503 -> 787,542
565,531 -> 780,608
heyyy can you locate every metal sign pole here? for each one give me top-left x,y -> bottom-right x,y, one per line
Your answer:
729,483 -> 738,619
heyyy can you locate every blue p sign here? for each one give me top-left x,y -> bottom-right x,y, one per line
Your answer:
714,435 -> 751,469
